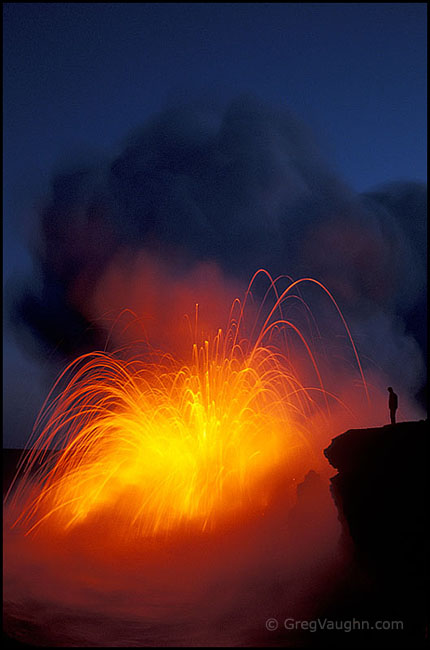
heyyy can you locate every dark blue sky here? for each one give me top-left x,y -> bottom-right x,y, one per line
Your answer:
4,3 -> 427,275
3,3 -> 427,445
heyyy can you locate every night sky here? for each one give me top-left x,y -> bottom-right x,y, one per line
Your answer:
3,3 -> 427,446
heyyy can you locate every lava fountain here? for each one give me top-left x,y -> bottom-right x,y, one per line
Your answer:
5,270 -> 367,545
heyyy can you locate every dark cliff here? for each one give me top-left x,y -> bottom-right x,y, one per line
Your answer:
322,420 -> 428,647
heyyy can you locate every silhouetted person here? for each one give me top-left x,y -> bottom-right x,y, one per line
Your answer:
387,387 -> 398,425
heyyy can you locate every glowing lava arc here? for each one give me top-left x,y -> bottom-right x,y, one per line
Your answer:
6,271 -> 368,539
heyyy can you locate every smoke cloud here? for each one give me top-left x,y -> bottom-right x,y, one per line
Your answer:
4,96 -> 427,645
10,95 -> 427,411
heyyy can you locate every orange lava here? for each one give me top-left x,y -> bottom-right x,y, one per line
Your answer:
6,271 -> 368,541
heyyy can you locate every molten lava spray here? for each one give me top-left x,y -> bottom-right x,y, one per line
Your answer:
6,270 -> 367,544
5,269 -> 389,645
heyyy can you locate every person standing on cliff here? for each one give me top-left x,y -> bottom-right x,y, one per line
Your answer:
387,387 -> 398,425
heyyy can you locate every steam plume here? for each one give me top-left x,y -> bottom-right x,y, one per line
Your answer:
11,96 -> 427,409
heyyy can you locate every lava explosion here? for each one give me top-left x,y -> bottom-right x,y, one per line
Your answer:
6,271 -> 367,541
